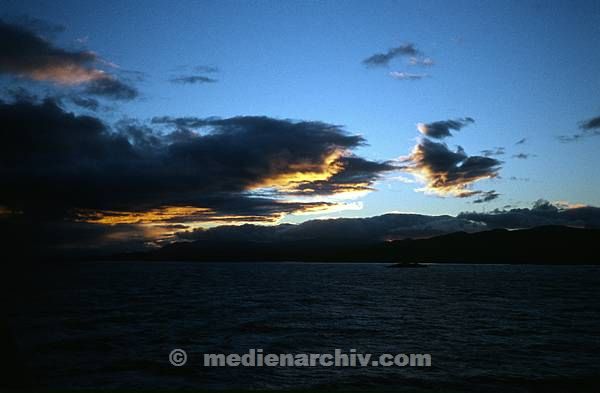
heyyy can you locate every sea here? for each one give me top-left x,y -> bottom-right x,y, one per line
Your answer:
8,262 -> 600,392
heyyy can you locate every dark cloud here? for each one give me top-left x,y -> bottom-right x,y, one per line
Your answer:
559,115 -> 600,142
1,100 -> 400,254
417,117 -> 474,139
4,14 -> 65,35
84,77 -> 138,100
0,214 -> 158,257
481,147 -> 505,157
170,75 -> 218,84
472,190 -> 500,203
1,100 -> 392,225
363,43 -> 420,67
515,138 -> 527,145
580,116 -> 600,131
402,138 -> 502,197
0,19 -> 100,83
0,19 -> 138,100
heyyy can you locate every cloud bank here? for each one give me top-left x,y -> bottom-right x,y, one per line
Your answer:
1,99 -> 395,228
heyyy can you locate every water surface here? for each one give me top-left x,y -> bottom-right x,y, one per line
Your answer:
11,262 -> 600,391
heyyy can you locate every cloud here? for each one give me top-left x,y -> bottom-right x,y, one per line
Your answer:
152,115 -> 208,129
362,43 -> 420,67
6,15 -> 65,35
288,156 -> 396,196
389,71 -> 428,80
509,176 -> 530,182
0,19 -> 137,100
84,77 -> 138,100
512,153 -> 535,159
1,100 -> 394,229
401,138 -> 502,198
417,117 -> 474,139
472,190 -> 500,203
170,75 -> 218,84
480,147 -> 505,157
515,138 -> 527,145
558,115 -> 600,142
580,116 -> 600,131
169,64 -> 219,85
409,57 -> 434,66
0,19 -> 104,84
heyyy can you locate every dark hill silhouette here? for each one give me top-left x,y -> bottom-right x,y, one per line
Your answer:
114,225 -> 599,264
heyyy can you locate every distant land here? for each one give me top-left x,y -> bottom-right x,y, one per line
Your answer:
113,225 -> 599,264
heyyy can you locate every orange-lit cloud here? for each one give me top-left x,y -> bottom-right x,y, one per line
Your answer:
252,150 -> 345,191
76,206 -> 214,225
75,200 -> 352,229
25,62 -> 107,85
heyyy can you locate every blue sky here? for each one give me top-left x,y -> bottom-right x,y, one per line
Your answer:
3,0 -> 600,223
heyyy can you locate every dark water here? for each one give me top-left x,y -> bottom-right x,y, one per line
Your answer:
9,262 -> 600,392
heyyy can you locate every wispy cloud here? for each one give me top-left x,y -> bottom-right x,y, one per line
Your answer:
512,153 -> 535,159
362,43 -> 420,67
408,56 -> 434,66
389,71 -> 429,80
170,75 -> 218,84
480,147 -> 505,157
169,64 -> 219,85
558,115 -> 600,142
473,190 -> 500,203
193,65 -> 218,73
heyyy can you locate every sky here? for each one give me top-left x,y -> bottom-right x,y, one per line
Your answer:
1,0 -> 600,251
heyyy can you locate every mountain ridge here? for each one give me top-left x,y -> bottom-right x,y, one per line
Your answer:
112,225 -> 599,264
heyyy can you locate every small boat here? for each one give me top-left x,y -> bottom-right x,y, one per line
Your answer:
387,262 -> 427,268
